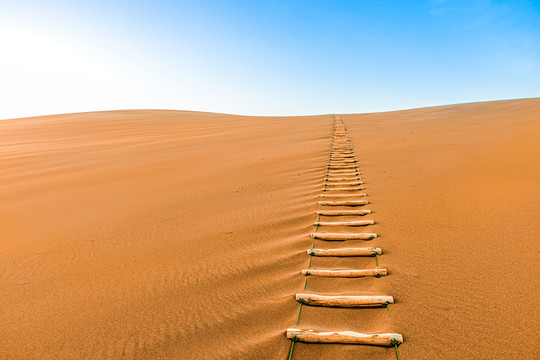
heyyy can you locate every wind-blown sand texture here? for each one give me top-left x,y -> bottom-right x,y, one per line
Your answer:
1,98 -> 539,359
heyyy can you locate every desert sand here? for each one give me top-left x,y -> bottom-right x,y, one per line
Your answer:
1,99 -> 539,359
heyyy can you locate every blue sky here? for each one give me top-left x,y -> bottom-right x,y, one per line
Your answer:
1,0 -> 538,118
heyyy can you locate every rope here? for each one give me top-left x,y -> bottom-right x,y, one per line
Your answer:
391,339 -> 401,360
287,338 -> 296,360
383,302 -> 391,318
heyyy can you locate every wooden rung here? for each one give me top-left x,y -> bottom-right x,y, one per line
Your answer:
295,293 -> 393,307
323,187 -> 365,191
317,210 -> 371,215
325,182 -> 363,186
308,247 -> 382,256
329,160 -> 356,163
314,220 -> 374,226
302,268 -> 387,277
286,329 -> 403,346
329,164 -> 357,168
326,172 -> 359,176
325,177 -> 362,182
328,167 -> 359,171
318,200 -> 368,206
319,194 -> 367,198
328,169 -> 359,173
330,154 -> 355,157
311,232 -> 377,240
328,160 -> 358,169
326,173 -> 361,177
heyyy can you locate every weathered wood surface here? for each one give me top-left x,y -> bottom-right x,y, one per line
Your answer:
328,165 -> 358,169
295,293 -> 393,307
319,193 -> 367,198
308,247 -> 382,256
322,187 -> 365,191
329,160 -> 356,164
318,200 -> 368,206
325,181 -> 363,186
311,232 -> 377,240
328,169 -> 360,174
316,210 -> 371,215
286,329 -> 403,346
329,162 -> 356,165
326,172 -> 359,176
302,268 -> 387,277
314,220 -> 374,226
324,177 -> 362,182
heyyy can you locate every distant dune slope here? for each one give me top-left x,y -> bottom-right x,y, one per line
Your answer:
1,99 -> 538,359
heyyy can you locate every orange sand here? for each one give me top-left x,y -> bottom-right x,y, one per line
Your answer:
1,99 -> 539,359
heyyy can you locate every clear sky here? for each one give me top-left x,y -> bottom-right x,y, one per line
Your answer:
1,0 -> 539,119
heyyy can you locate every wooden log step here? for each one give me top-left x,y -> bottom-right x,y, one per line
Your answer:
328,166 -> 358,170
327,172 -> 360,176
314,220 -> 374,226
326,173 -> 359,177
295,293 -> 393,307
329,168 -> 359,172
325,181 -> 363,186
286,329 -> 403,346
311,232 -> 377,240
327,162 -> 357,166
302,268 -> 386,277
325,177 -> 361,182
323,187 -> 365,191
318,200 -> 368,206
308,247 -> 382,256
319,194 -> 367,198
317,209 -> 371,215
329,159 -> 356,163
326,174 -> 360,178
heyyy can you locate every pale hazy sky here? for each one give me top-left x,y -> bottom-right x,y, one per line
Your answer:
1,0 -> 539,119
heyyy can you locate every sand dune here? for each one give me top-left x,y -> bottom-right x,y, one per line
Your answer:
1,99 -> 539,359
